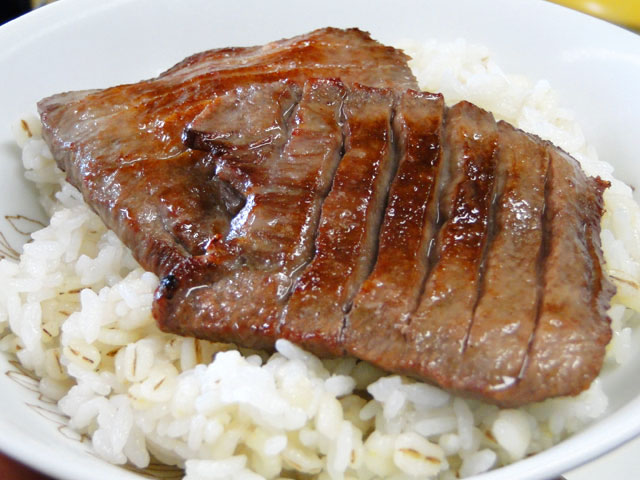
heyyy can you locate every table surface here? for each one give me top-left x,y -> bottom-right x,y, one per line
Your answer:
0,452 -> 53,480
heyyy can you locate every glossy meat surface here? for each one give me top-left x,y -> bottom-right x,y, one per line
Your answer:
344,90 -> 446,365
38,28 -> 614,406
155,79 -> 346,349
38,27 -> 417,276
280,85 -> 396,356
456,121 -> 549,395
397,101 -> 500,388
488,143 -> 614,406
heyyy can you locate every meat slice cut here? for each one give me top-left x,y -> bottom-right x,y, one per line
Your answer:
38,27 -> 417,277
455,121 -> 549,396
343,90 -> 446,364
154,79 -> 346,349
279,86 -> 396,356
488,142 -> 615,406
382,101 -> 500,387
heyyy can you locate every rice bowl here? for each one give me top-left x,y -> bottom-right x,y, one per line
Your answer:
1,1 -> 640,480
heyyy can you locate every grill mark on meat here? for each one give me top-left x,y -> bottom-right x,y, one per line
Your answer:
456,122 -> 549,394
395,101 -> 499,387
227,80 -> 345,267
413,107 -> 452,326
503,145 -> 562,403
272,80 -> 349,301
343,90 -> 446,365
280,85 -> 396,357
154,79 -> 346,349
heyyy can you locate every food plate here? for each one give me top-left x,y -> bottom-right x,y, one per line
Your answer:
1,0 -> 640,479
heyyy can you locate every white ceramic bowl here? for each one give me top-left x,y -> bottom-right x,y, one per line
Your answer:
1,1 -> 640,479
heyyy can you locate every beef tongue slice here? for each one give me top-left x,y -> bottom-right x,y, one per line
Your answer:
455,121 -> 549,396
489,142 -> 614,406
343,90 -> 446,364
154,79 -> 345,349
391,101 -> 500,388
279,85 -> 396,356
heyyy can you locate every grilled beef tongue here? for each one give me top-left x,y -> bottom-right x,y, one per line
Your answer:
38,28 -> 614,406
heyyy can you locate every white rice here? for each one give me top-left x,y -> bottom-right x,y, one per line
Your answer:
2,39 -> 640,480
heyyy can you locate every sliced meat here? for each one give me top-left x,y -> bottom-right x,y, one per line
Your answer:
489,142 -> 614,406
38,28 -> 616,406
455,121 -> 549,395
279,85 -> 396,357
343,90 -> 446,364
154,79 -> 345,349
38,27 -> 416,276
385,101 -> 500,387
